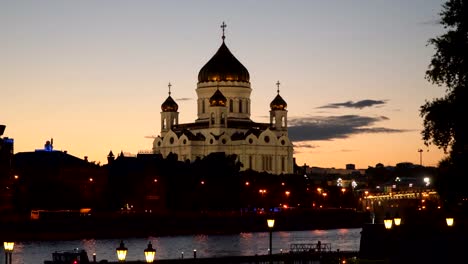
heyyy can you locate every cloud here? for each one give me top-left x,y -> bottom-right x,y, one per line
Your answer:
318,99 -> 387,109
293,142 -> 318,149
419,19 -> 440,26
288,115 -> 409,142
176,97 -> 192,101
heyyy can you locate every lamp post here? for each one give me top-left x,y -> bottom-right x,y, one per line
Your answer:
144,242 -> 156,263
116,241 -> 127,262
3,242 -> 14,264
267,219 -> 275,255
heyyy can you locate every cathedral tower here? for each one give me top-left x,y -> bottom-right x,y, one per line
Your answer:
270,81 -> 288,133
160,83 -> 179,137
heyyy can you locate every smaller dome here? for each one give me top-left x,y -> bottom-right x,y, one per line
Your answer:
161,96 -> 178,112
270,94 -> 287,110
209,89 -> 227,107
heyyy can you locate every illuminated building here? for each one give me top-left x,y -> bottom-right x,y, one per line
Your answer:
152,24 -> 294,174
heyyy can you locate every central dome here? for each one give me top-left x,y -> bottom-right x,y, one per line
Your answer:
198,42 -> 250,83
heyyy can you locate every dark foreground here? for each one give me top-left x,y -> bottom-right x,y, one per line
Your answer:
46,251 -> 359,264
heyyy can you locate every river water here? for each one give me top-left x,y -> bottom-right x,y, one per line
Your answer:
5,228 -> 361,263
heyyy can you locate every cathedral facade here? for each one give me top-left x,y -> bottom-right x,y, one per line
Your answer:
152,26 -> 294,175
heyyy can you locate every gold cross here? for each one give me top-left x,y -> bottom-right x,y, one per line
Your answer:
221,21 -> 227,40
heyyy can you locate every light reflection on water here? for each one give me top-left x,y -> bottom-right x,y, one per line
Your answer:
6,228 -> 361,264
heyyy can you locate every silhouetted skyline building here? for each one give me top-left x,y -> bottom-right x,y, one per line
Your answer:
13,143 -> 106,211
0,125 -> 14,180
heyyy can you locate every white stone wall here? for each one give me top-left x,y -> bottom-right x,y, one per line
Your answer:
153,126 -> 293,174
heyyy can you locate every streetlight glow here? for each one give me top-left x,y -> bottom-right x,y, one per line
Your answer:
144,242 -> 156,263
384,219 -> 393,229
116,241 -> 128,262
267,219 -> 275,228
394,217 -> 401,226
3,242 -> 14,252
446,217 -> 454,227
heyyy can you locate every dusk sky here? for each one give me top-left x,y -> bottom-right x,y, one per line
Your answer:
1,0 -> 448,168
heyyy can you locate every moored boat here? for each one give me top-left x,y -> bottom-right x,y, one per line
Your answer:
44,249 -> 90,264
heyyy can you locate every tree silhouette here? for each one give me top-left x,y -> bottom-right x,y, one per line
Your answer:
421,0 -> 468,205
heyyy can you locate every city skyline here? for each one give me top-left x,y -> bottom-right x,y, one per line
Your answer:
1,0 -> 447,168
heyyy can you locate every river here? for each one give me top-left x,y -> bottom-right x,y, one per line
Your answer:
4,228 -> 361,263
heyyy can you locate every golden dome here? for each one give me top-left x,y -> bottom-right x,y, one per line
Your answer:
270,94 -> 287,110
198,41 -> 250,83
209,89 -> 227,107
270,81 -> 287,110
161,96 -> 178,112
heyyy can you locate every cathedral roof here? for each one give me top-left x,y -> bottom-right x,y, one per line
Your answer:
198,41 -> 250,83
270,94 -> 287,110
270,81 -> 287,110
161,96 -> 178,112
209,89 -> 227,107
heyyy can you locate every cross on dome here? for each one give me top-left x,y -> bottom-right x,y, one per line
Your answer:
276,80 -> 281,94
221,21 -> 227,41
168,82 -> 172,95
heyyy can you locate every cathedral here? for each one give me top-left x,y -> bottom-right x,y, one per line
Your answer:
152,23 -> 294,175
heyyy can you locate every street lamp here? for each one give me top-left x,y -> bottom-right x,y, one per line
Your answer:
446,217 -> 454,227
3,242 -> 14,264
144,242 -> 156,263
393,216 -> 401,226
116,240 -> 128,262
384,215 -> 393,230
267,219 -> 275,255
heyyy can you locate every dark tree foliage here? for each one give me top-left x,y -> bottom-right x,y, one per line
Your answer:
421,0 -> 468,204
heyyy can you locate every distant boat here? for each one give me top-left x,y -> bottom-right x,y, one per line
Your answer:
43,249 -> 92,264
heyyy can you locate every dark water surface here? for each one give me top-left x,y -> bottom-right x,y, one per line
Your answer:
5,228 -> 361,263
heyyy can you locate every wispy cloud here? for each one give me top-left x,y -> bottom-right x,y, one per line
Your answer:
176,97 -> 192,101
293,142 -> 318,149
288,115 -> 409,142
317,99 -> 387,109
419,18 -> 440,26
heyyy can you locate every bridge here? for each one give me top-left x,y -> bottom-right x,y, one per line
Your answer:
359,187 -> 440,220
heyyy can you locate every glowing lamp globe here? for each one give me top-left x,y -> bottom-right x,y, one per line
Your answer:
394,217 -> 401,226
144,242 -> 156,263
3,242 -> 14,252
384,219 -> 393,229
267,219 -> 275,228
446,217 -> 454,227
116,241 -> 128,262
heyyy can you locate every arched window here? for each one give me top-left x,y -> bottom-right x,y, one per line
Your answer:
221,112 -> 225,125
229,99 -> 234,112
163,118 -> 167,129
282,116 -> 286,127
202,100 -> 205,113
211,113 -> 215,125
239,99 -> 243,113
